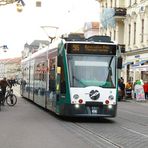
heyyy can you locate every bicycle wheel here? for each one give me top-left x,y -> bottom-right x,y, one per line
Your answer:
0,96 -> 4,111
6,94 -> 17,106
0,100 -> 1,111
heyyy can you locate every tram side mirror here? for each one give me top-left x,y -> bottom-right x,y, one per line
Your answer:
56,66 -> 61,93
57,67 -> 61,74
117,56 -> 123,69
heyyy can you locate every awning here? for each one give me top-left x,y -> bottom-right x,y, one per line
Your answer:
132,59 -> 148,67
131,65 -> 148,71
122,61 -> 133,68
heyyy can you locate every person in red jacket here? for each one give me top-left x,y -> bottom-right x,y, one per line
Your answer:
143,81 -> 148,100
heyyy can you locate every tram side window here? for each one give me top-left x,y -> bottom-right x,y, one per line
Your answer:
40,63 -> 46,81
58,55 -> 66,94
35,63 -> 46,81
49,58 -> 56,91
35,64 -> 40,80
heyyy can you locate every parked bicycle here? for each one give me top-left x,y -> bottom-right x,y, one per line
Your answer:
5,87 -> 17,106
0,87 -> 3,111
0,87 -> 17,110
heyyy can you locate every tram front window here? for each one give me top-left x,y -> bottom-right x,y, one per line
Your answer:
67,55 -> 116,88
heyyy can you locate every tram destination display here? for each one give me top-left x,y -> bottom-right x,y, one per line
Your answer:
67,43 -> 116,55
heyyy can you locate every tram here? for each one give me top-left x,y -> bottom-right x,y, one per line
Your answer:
20,34 -> 122,117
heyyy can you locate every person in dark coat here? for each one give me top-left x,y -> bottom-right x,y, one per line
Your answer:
118,78 -> 125,101
0,77 -> 11,105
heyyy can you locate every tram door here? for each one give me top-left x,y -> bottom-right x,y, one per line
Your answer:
57,54 -> 66,98
47,57 -> 57,111
29,60 -> 35,101
33,59 -> 47,108
21,62 -> 29,98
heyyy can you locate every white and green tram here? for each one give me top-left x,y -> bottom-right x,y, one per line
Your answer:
20,35 -> 122,117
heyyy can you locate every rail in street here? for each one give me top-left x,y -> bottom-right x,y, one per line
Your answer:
0,85 -> 148,148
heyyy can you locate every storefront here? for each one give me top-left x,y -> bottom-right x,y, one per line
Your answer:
122,50 -> 148,83
131,63 -> 148,82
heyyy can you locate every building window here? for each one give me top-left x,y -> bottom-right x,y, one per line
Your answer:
128,24 -> 131,45
110,31 -> 112,38
129,0 -> 131,7
114,30 -> 116,41
133,22 -> 136,44
110,0 -> 112,8
114,0 -> 116,7
141,19 -> 144,43
105,1 -> 107,8
127,64 -> 130,82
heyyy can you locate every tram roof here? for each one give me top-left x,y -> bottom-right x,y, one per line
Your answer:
64,40 -> 117,45
21,36 -> 117,63
62,35 -> 117,45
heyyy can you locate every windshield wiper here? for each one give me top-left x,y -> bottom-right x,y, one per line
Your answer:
72,76 -> 86,87
106,56 -> 114,87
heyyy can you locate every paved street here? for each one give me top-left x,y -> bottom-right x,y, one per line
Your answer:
0,86 -> 148,148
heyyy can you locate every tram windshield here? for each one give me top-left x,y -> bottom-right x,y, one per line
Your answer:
67,54 -> 116,88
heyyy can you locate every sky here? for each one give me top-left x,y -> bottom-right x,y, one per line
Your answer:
0,0 -> 100,59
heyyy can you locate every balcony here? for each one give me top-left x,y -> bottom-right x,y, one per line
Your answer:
114,7 -> 127,20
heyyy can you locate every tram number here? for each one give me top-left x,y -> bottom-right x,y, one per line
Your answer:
91,107 -> 98,114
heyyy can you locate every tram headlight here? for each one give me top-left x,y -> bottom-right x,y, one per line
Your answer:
75,104 -> 80,108
73,94 -> 79,99
108,95 -> 114,100
108,104 -> 113,109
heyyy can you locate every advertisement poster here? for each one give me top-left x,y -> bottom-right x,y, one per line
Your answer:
135,84 -> 145,101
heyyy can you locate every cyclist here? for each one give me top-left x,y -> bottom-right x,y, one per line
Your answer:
0,77 -> 11,105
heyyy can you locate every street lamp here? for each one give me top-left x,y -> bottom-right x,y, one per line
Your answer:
0,45 -> 8,52
16,0 -> 25,12
40,26 -> 59,43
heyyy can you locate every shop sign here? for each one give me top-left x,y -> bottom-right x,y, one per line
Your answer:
135,55 -> 140,58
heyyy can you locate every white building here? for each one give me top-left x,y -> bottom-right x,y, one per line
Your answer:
123,0 -> 148,83
96,0 -> 148,83
0,58 -> 21,79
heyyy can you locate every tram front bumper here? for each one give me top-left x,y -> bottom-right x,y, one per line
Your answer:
58,104 -> 117,117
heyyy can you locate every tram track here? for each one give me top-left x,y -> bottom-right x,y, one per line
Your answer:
60,116 -> 148,148
62,121 -> 123,148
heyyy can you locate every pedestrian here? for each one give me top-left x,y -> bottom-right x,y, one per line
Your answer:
132,80 -> 138,99
0,77 -> 11,105
143,81 -> 148,100
118,78 -> 125,101
125,80 -> 133,99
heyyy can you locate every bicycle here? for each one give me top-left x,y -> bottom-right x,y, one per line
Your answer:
4,87 -> 17,106
0,88 -> 3,111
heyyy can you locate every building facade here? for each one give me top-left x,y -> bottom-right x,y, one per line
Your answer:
123,0 -> 148,83
0,57 -> 21,79
22,40 -> 49,59
96,0 -> 126,46
96,0 -> 148,83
